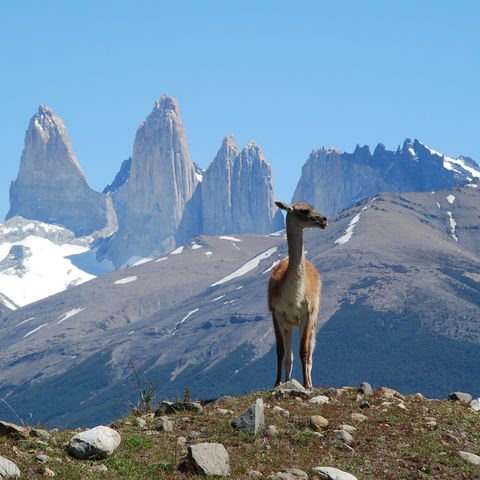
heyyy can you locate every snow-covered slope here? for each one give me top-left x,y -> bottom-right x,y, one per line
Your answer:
0,217 -> 96,307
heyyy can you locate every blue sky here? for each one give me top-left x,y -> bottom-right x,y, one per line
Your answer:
1,0 -> 479,220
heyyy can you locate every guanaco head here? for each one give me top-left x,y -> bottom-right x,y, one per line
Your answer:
275,201 -> 328,229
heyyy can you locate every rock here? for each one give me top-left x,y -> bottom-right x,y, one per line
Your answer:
310,415 -> 329,431
265,425 -> 279,438
397,403 -> 407,410
458,451 -> 480,465
44,467 -> 56,477
68,425 -> 121,460
135,417 -> 146,428
333,430 -> 354,444
157,420 -> 174,432
350,413 -> 368,422
272,406 -> 290,418
339,424 -> 356,433
312,466 -> 358,480
177,436 -> 187,445
248,470 -> 263,479
274,379 -> 311,398
31,428 -> 51,442
91,464 -> 109,472
232,398 -> 264,435
270,469 -> 308,480
322,388 -> 341,397
357,382 -> 373,396
187,443 -> 230,476
470,398 -> 480,411
379,387 -> 404,400
155,400 -> 203,415
0,421 -> 27,438
7,105 -> 113,237
309,395 -> 329,405
193,137 -> 284,238
217,409 -> 234,415
359,401 -> 370,409
106,95 -> 198,267
0,455 -> 20,477
292,139 -> 466,218
36,454 -> 51,463
449,392 -> 473,403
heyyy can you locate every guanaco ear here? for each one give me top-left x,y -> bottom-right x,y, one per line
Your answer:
275,201 -> 293,213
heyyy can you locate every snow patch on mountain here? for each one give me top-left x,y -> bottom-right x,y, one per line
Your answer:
447,212 -> 458,241
335,206 -> 368,245
446,195 -> 455,204
114,276 -> 138,285
0,235 -> 94,307
211,247 -> 277,287
57,307 -> 86,325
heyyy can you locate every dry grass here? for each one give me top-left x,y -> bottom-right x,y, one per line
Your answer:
0,386 -> 479,479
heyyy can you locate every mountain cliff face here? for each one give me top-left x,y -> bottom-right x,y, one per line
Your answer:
177,136 -> 284,243
105,95 -> 199,267
293,138 -> 480,217
6,105 -> 114,237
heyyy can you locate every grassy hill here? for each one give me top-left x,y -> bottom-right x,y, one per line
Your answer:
0,383 -> 479,479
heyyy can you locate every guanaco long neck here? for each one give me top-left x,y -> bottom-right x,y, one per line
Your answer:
286,216 -> 306,276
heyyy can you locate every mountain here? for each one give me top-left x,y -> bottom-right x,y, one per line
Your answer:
293,138 -> 480,217
0,217 -> 96,307
6,105 -> 117,237
0,181 -> 479,427
177,136 -> 284,244
103,157 -> 132,194
103,95 -> 199,268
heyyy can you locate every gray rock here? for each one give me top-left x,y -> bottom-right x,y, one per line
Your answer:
449,392 -> 472,403
30,428 -> 51,441
458,451 -> 480,465
7,105 -> 113,237
309,395 -> 329,405
270,469 -> 308,480
470,398 -> 480,411
359,401 -> 370,409
274,379 -> 311,398
333,430 -> 354,444
312,466 -> 358,480
292,139 -> 469,218
157,420 -> 174,432
232,398 -> 264,435
155,400 -> 203,415
68,425 -> 121,459
248,470 -> 263,479
36,454 -> 51,463
188,442 -> 230,476
358,382 -> 373,396
106,95 -> 198,267
339,424 -> 356,433
0,455 -> 20,478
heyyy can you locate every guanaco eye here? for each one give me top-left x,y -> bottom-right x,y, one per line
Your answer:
298,209 -> 309,215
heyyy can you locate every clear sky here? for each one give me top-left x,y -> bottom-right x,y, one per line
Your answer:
1,0 -> 479,220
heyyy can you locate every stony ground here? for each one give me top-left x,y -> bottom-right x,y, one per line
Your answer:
0,382 -> 479,479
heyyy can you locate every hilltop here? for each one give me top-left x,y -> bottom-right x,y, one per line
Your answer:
0,382 -> 479,479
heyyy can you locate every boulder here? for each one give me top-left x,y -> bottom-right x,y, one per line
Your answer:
187,442 -> 230,476
449,392 -> 472,404
333,430 -> 354,444
312,466 -> 358,480
310,415 -> 329,431
68,425 -> 121,460
458,451 -> 480,465
357,382 -> 373,396
0,421 -> 27,438
0,455 -> 20,478
271,469 -> 308,480
232,398 -> 264,435
309,395 -> 329,405
470,398 -> 480,411
274,379 -> 311,398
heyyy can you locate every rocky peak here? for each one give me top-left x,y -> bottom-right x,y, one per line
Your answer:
6,106 -> 113,237
105,95 -> 198,267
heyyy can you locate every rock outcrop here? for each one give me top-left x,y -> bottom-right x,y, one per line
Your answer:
106,95 -> 198,267
293,138 -> 480,217
6,105 -> 113,237
177,136 -> 284,244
